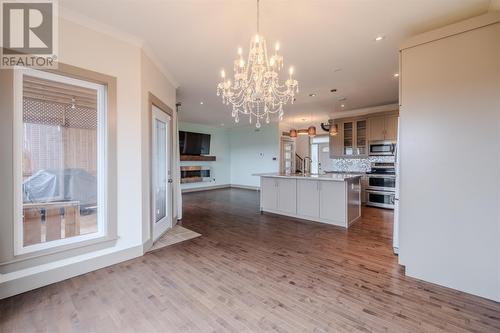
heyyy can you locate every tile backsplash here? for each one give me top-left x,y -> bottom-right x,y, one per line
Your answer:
324,156 -> 395,173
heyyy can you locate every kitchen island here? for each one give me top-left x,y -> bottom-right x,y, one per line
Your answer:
256,173 -> 361,228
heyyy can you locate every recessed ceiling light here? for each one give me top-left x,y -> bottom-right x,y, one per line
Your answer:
220,123 -> 225,126
308,93 -> 316,97
394,73 -> 399,78
341,104 -> 345,108
338,97 -> 347,101
200,101 -> 204,105
375,36 -> 385,41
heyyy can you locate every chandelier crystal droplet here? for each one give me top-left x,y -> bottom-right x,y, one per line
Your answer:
217,0 -> 298,128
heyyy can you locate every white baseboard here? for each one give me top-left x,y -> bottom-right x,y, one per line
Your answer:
0,245 -> 143,300
230,184 -> 260,191
181,184 -> 231,193
181,184 -> 260,193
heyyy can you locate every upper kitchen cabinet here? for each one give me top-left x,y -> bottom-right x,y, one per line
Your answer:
356,120 -> 367,155
368,116 -> 386,141
384,115 -> 399,141
330,118 -> 368,158
369,114 -> 398,142
329,111 -> 399,158
329,122 -> 343,157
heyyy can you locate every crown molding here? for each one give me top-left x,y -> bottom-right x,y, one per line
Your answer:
59,6 -> 179,88
141,43 -> 179,88
400,10 -> 500,51
329,103 -> 399,120
59,6 -> 143,47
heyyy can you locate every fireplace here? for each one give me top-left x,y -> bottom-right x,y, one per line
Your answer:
180,166 -> 211,184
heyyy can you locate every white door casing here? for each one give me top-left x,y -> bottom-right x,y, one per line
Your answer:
152,105 -> 173,241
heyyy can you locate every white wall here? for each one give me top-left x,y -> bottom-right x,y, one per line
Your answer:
399,14 -> 500,301
0,18 -> 177,299
59,19 -> 143,250
179,122 -> 231,190
140,51 -> 178,243
229,124 -> 280,187
176,122 -> 280,189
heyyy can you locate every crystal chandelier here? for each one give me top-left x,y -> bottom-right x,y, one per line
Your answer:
217,0 -> 299,128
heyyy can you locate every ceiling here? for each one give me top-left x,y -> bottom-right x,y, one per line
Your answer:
59,0 -> 492,127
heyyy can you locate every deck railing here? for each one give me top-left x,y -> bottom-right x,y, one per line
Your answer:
23,201 -> 81,246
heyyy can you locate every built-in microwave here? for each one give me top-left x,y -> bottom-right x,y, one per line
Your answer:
369,141 -> 396,156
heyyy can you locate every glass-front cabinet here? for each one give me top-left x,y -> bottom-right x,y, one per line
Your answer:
343,122 -> 353,155
356,120 -> 367,155
329,113 -> 398,158
333,119 -> 367,157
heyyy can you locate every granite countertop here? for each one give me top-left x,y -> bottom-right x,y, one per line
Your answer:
254,172 -> 362,181
324,170 -> 367,175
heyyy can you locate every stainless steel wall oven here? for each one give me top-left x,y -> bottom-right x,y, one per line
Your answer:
366,162 -> 395,209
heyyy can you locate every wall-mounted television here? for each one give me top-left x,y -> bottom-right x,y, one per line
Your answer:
179,131 -> 211,155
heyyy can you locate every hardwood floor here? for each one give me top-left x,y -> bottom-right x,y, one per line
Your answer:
1,188 -> 499,332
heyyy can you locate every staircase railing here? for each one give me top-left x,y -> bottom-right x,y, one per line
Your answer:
295,154 -> 303,173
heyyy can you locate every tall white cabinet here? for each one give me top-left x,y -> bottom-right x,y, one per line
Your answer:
399,12 -> 500,302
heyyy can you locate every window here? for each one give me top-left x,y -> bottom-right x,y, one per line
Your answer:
14,68 -> 107,255
311,135 -> 329,144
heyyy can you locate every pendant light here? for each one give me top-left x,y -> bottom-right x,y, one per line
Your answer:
307,125 -> 316,137
289,116 -> 297,137
329,123 -> 338,136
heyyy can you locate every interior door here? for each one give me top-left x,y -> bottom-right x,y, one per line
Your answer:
152,105 -> 172,241
280,137 -> 295,174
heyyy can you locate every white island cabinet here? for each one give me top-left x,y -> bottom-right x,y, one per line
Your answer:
261,177 -> 297,214
257,173 -> 361,228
